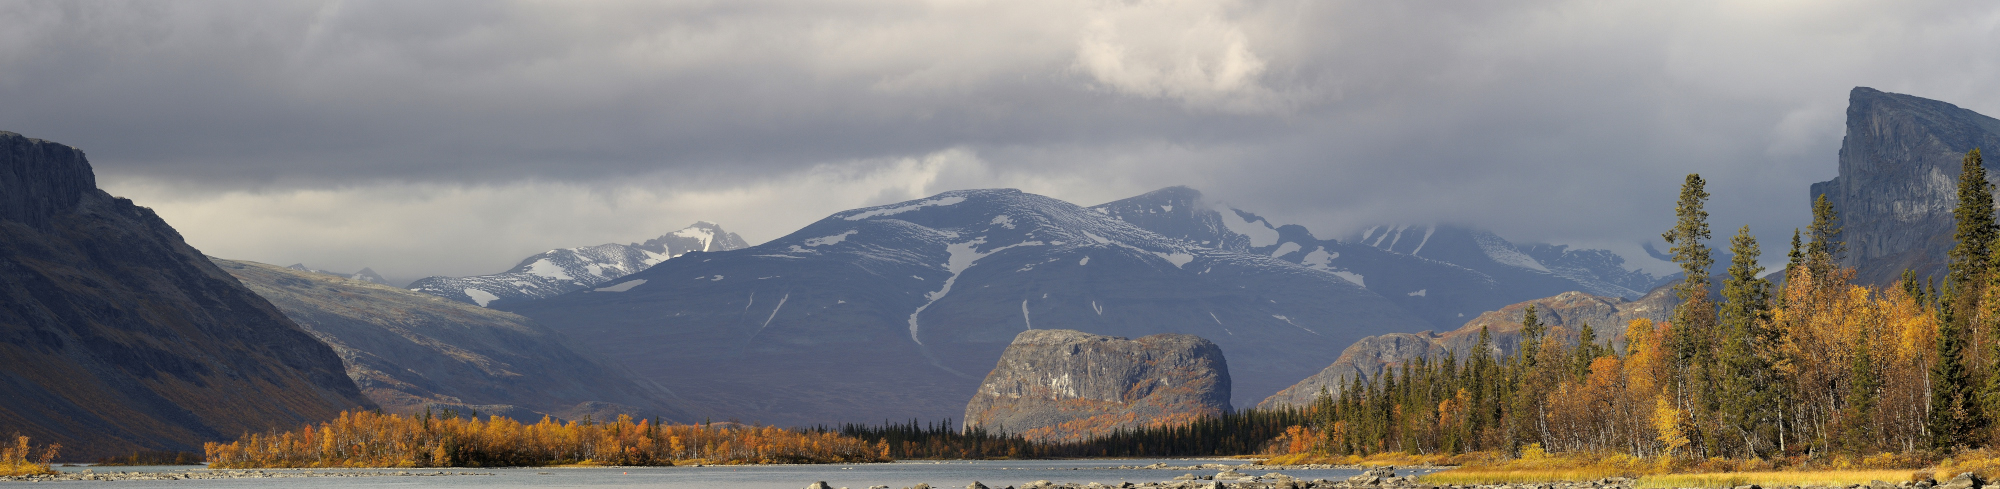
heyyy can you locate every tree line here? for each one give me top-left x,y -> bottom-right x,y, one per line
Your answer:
204,410 -> 889,468
1306,149 -> 2000,460
826,409 -> 1311,459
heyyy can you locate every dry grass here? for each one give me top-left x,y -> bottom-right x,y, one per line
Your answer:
1415,446 -> 1935,487
1263,451 -> 1505,467
1633,470 -> 1915,488
1,436 -> 59,477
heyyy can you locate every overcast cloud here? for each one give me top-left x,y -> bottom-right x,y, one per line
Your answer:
3,0 -> 1998,283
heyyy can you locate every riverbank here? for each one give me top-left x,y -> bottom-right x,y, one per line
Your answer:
2,468 -> 490,482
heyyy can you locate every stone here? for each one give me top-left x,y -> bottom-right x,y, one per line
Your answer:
809,482 -> 833,489
970,483 -> 990,489
964,329 -> 1231,442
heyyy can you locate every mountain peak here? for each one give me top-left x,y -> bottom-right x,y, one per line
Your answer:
1,131 -> 96,229
1815,88 -> 2000,285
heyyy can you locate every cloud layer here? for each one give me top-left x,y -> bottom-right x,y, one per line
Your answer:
6,0 -> 1999,281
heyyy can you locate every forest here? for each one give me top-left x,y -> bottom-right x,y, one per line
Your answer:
202,410 -> 888,468
1302,150 -> 2000,464
825,408 -> 1309,459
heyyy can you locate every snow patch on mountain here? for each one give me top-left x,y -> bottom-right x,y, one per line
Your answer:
845,196 -> 967,221
1215,205 -> 1278,247
595,279 -> 646,292
1331,271 -> 1365,287
465,288 -> 499,307
1272,242 -> 1301,258
806,230 -> 858,247
1474,231 -> 1550,272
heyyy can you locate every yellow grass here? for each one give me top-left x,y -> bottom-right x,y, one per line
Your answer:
1634,470 -> 1915,488
1263,451 -> 1504,467
1424,468 -> 1636,485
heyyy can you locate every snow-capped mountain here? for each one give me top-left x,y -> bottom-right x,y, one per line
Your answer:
408,222 -> 750,307
286,263 -> 392,285
503,189 -> 1433,427
1349,224 -> 1658,298
1091,187 -> 1659,331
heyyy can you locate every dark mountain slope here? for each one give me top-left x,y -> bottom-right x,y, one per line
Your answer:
216,258 -> 694,423
0,131 -> 371,459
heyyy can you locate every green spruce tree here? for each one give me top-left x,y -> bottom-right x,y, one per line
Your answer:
1717,225 -> 1774,457
1663,173 -> 1718,454
1845,331 -> 1879,452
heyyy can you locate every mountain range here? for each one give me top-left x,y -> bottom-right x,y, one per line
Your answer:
501,187 -> 1662,427
218,258 -> 694,423
408,222 -> 749,307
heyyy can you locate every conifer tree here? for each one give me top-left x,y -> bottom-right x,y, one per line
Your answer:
1511,306 -> 1548,449
1950,148 -> 1995,290
1936,148 -> 1994,449
1808,194 -> 1845,280
1844,331 -> 1879,452
1718,225 -> 1774,456
1933,288 -> 1980,450
1662,174 -> 1717,453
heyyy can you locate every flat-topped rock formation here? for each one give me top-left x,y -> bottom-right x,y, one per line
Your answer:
964,329 -> 1230,442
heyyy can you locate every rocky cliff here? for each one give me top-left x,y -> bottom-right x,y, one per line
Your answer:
215,258 -> 694,423
1258,288 -> 1674,409
1811,87 -> 2000,286
964,329 -> 1230,442
0,131 -> 373,459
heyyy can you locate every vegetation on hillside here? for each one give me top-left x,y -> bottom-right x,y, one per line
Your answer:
2,436 -> 59,477
204,410 -> 887,468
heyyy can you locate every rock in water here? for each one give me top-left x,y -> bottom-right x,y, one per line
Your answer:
964,329 -> 1230,442
1811,87 -> 2000,286
0,131 -> 373,459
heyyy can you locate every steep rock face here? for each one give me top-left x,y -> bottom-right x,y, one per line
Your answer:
506,188 -> 1430,426
1090,188 -> 1659,331
216,258 -> 693,423
1811,87 -> 2000,286
1257,288 -> 1675,409
0,131 -> 372,459
964,329 -> 1229,442
409,222 -> 749,307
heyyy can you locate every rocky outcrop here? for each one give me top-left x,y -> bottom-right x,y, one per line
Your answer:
215,258 -> 696,423
1258,287 -> 1674,409
0,131 -> 373,459
964,329 -> 1230,442
1811,87 -> 2000,286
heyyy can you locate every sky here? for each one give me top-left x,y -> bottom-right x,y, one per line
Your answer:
3,1 -> 1998,284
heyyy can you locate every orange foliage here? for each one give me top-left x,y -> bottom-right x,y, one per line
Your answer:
1,436 -> 59,477
204,411 -> 887,468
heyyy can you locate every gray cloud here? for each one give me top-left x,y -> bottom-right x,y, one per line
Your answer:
6,0 -> 1999,280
